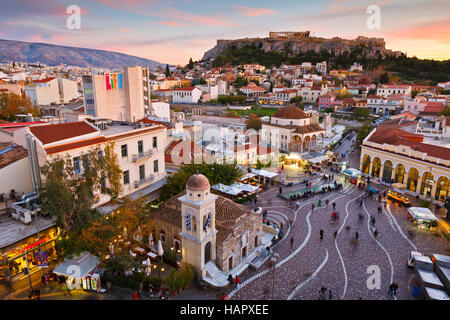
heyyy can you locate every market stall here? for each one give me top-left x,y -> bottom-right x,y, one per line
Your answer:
342,168 -> 363,184
53,252 -> 101,292
407,207 -> 439,230
211,183 -> 243,198
387,189 -> 411,207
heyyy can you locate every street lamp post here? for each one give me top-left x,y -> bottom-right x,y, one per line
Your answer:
23,250 -> 33,292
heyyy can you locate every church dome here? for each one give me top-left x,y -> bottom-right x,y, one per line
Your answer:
272,106 -> 309,119
186,173 -> 210,191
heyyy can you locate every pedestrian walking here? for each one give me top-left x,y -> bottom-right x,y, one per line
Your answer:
312,204 -> 315,211
370,216 -> 376,227
326,199 -> 329,206
320,286 -> 327,300
328,289 -> 332,300
228,274 -> 233,286
132,291 -> 138,300
296,202 -> 299,210
355,231 -> 359,241
332,202 -> 336,210
148,284 -> 154,297
374,229 -> 378,237
333,230 -> 338,238
378,206 -> 382,215
318,290 -> 323,300
290,236 -> 294,249
319,229 -> 324,240
318,199 -> 322,207
236,275 -> 240,289
359,199 -> 363,207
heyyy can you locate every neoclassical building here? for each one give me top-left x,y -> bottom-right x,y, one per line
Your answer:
261,106 -> 325,153
150,174 -> 263,280
360,120 -> 450,202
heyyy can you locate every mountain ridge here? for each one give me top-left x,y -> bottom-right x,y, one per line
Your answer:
0,39 -> 164,69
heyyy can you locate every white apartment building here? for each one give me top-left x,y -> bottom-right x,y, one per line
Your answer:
25,78 -> 60,106
25,77 -> 79,106
299,86 -> 328,103
13,120 -> 167,206
376,84 -> 411,98
82,66 -> 151,122
172,87 -> 202,104
58,78 -> 79,103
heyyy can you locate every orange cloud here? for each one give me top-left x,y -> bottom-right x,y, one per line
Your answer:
233,5 -> 277,17
158,21 -> 185,27
387,20 -> 450,44
118,28 -> 132,33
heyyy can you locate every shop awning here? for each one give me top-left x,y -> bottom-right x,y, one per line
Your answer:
240,172 -> 257,181
343,168 -> 362,177
407,207 -> 438,221
53,252 -> 99,278
231,182 -> 259,193
212,183 -> 242,196
250,168 -> 279,179
308,155 -> 327,164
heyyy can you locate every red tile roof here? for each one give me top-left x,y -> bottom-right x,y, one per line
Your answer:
173,87 -> 197,91
0,143 -> 28,169
272,106 -> 309,119
32,77 -> 56,83
365,122 -> 450,161
44,136 -> 108,155
29,121 -> 98,145
137,118 -> 170,129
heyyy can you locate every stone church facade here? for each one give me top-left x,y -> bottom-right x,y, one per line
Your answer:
150,174 -> 263,277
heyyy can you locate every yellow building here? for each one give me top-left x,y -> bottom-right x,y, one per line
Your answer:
360,120 -> 450,202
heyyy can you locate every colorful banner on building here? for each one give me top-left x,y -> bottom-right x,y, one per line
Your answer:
117,73 -> 123,89
105,73 -> 111,90
106,73 -> 122,90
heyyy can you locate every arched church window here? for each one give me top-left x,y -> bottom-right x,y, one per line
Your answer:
192,216 -> 197,232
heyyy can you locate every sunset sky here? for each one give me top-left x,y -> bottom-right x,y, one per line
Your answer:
1,0 -> 449,65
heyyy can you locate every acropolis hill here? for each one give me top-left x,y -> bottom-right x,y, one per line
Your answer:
202,31 -> 401,61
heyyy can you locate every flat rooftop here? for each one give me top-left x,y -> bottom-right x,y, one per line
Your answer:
0,215 -> 54,249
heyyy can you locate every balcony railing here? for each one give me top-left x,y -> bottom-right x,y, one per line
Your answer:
132,149 -> 153,162
134,174 -> 155,189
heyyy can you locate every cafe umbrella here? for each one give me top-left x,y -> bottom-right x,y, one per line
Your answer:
158,240 -> 164,262
149,233 -> 154,251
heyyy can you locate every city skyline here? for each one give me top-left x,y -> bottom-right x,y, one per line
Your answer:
1,0 -> 449,65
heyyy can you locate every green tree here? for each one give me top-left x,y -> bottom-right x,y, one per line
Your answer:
440,106 -> 450,116
353,108 -> 370,118
0,92 -> 40,121
225,110 -> 239,118
199,78 -> 207,85
245,113 -> 262,130
162,163 -> 243,200
165,64 -> 171,77
379,72 -> 389,84
40,143 -> 122,234
187,58 -> 194,69
355,123 -> 373,148
411,89 -> 419,98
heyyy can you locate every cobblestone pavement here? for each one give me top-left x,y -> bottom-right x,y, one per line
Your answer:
224,172 -> 449,301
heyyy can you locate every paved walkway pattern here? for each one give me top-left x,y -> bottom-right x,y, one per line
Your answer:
225,171 -> 449,300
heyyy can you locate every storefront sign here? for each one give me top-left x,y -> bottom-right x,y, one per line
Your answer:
21,238 -> 47,252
